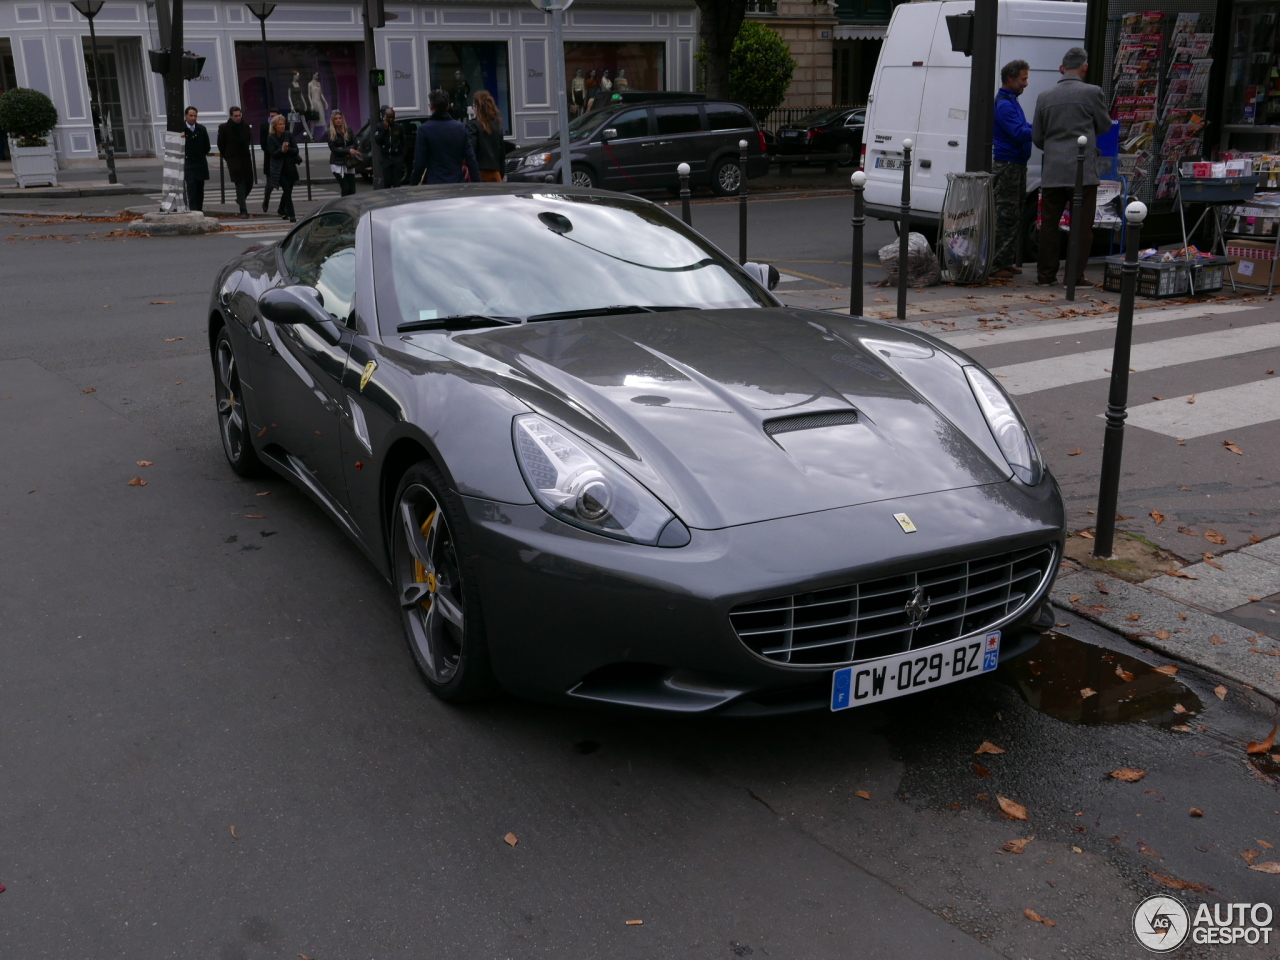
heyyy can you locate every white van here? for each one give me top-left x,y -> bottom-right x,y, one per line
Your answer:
862,0 -> 1086,228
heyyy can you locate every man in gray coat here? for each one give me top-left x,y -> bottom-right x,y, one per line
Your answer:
1032,47 -> 1112,286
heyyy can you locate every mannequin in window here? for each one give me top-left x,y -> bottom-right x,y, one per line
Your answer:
570,68 -> 586,116
600,70 -> 612,95
308,72 -> 328,138
450,70 -> 471,120
288,71 -> 307,136
585,69 -> 599,111
614,68 -> 629,92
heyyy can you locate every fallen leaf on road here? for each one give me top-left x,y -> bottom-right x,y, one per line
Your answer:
874,297 -> 888,302
1261,840 -> 1275,849
1117,514 -> 1133,520
148,300 -> 173,305
1177,526 -> 1199,536
1173,724 -> 1193,732
1204,530 -> 1228,545
1215,685 -> 1227,700
1067,447 -> 1082,456
1174,704 -> 1188,714
1223,440 -> 1244,455
244,514 -> 265,519
1209,635 -> 1225,645
1251,535 -> 1263,544
1149,872 -> 1212,892
230,825 -> 237,839
1178,613 -> 1187,620
1081,687 -> 1097,698
256,491 -> 270,496
1242,849 -> 1261,865
1069,594 -> 1082,602
973,763 -> 991,778
127,477 -> 147,486
1190,808 -> 1204,817
1249,862 -> 1280,874
1072,845 -> 1083,853
855,789 -> 871,800
1150,510 -> 1165,525
626,919 -> 644,925
1154,664 -> 1178,675
1154,630 -> 1171,641
1024,908 -> 1056,926
1202,554 -> 1224,570
1096,581 -> 1110,595
1003,837 -> 1034,854
997,795 -> 1029,820
1138,841 -> 1163,857
164,337 -> 185,342
1127,613 -> 1141,621
300,954 -> 313,960
1247,726 -> 1278,755
1077,529 -> 1094,540
1187,394 -> 1197,404
1111,769 -> 1147,782
1152,396 -> 1164,401
1115,665 -> 1135,682
1165,569 -> 1198,579
136,460 -> 153,467
975,741 -> 1006,755
504,832 -> 518,847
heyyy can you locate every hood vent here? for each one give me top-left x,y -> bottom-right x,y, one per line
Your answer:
764,409 -> 859,437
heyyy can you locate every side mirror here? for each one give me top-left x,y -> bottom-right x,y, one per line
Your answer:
259,284 -> 331,326
601,128 -> 618,142
743,261 -> 780,291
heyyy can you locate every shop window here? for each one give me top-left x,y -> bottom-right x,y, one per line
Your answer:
427,41 -> 511,133
564,42 -> 665,113
235,40 -> 363,138
655,104 -> 701,135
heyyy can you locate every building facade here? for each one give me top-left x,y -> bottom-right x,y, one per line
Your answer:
0,0 -> 700,166
744,0 -> 837,109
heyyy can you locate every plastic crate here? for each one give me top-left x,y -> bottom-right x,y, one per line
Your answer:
1190,262 -> 1224,293
1177,176 -> 1259,203
1103,255 -> 1232,297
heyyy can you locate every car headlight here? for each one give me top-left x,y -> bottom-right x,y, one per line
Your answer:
964,366 -> 1042,485
521,153 -> 552,169
513,414 -> 686,546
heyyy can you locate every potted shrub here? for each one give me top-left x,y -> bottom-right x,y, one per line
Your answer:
0,87 -> 60,187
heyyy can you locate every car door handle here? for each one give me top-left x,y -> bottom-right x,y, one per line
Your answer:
249,319 -> 266,341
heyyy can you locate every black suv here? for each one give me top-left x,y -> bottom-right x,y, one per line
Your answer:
505,98 -> 769,196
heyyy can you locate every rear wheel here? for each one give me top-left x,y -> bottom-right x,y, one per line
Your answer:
836,140 -> 857,166
392,460 -> 495,702
212,327 -> 265,477
711,157 -> 742,196
570,164 -> 597,189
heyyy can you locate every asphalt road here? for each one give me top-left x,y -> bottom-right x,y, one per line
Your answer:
3,212 -> 1280,959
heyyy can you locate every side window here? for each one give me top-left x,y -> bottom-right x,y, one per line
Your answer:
655,104 -> 703,135
291,213 -> 358,323
278,222 -> 311,275
610,109 -> 649,140
706,104 -> 751,131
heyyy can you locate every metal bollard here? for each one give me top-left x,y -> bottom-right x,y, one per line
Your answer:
738,138 -> 748,264
850,170 -> 866,317
303,134 -> 313,202
897,139 -> 913,322
1065,134 -> 1087,302
678,162 -> 692,225
1092,201 -> 1147,559
220,155 -> 226,205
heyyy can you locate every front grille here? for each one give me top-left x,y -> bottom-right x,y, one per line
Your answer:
729,544 -> 1056,666
505,158 -> 522,176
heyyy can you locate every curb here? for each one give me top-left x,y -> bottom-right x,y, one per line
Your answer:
0,185 -> 145,198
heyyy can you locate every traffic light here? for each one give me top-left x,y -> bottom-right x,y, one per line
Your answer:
364,0 -> 385,29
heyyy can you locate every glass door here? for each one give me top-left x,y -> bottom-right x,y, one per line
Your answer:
84,41 -> 127,154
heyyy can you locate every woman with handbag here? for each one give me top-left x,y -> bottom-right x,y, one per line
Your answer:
266,113 -> 300,222
466,91 -> 507,183
327,109 -> 360,197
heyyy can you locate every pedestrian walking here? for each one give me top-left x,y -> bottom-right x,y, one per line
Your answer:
266,113 -> 300,222
990,60 -> 1032,279
466,91 -> 507,183
182,105 -> 211,213
375,107 -> 408,188
217,105 -> 255,216
260,107 -> 281,213
411,89 -> 480,186
327,109 -> 360,197
1031,46 -> 1112,287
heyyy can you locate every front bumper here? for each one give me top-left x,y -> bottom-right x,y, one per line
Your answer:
463,479 -> 1064,714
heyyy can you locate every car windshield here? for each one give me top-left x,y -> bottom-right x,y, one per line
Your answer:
793,108 -> 846,126
373,193 -> 770,333
564,110 -> 615,141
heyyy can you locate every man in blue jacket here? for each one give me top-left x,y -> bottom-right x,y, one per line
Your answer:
410,89 -> 480,186
991,60 -> 1033,279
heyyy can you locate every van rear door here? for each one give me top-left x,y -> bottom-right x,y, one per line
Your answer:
913,1 -> 975,216
862,1 -> 936,213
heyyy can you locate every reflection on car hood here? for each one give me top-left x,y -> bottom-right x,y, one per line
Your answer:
450,308 -> 1006,529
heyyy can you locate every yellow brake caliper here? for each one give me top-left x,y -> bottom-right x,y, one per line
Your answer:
413,510 -> 438,611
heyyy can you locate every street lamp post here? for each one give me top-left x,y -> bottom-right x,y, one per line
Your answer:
245,4 -> 276,120
72,0 -> 118,185
529,0 -> 574,184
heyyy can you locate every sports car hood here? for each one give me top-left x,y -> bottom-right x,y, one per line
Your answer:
446,308 -> 1009,530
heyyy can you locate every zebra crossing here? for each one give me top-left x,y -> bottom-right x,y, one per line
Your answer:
938,300 -> 1280,441
144,180 -> 343,207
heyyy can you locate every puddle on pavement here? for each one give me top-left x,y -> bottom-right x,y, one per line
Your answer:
1001,632 -> 1203,725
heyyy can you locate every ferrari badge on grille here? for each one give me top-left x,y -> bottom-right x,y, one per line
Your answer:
894,513 -> 917,533
360,360 -> 377,392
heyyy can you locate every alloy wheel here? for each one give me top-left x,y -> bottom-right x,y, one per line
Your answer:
397,482 -> 466,684
571,169 -> 594,188
717,162 -> 742,194
837,141 -> 856,166
215,338 -> 247,463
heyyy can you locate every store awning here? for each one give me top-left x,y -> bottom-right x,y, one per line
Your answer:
835,25 -> 887,40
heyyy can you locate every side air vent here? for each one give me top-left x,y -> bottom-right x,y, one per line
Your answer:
764,410 -> 859,436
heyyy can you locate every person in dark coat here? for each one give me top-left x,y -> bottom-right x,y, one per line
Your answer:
182,106 -> 211,212
327,109 -> 360,197
466,90 -> 506,182
260,107 -> 281,213
374,107 -> 408,188
266,113 -> 300,222
410,89 -> 480,186
217,105 -> 255,216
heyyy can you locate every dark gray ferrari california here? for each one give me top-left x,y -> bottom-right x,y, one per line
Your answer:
209,185 -> 1064,714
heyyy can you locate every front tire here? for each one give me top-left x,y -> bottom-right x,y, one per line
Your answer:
836,140 -> 857,166
570,164 -> 597,189
392,460 -> 496,703
212,327 -> 265,477
711,157 -> 742,196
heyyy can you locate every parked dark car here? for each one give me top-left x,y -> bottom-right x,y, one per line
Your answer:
774,107 -> 866,166
505,98 -> 770,196
207,185 -> 1062,714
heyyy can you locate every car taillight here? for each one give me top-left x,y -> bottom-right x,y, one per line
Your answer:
757,130 -> 767,153
806,129 -> 817,139
860,143 -> 867,169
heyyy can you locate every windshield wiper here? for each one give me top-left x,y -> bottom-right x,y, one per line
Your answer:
525,305 -> 700,322
397,314 -> 523,333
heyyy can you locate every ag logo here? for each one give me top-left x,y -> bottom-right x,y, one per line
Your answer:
1133,895 -> 1190,952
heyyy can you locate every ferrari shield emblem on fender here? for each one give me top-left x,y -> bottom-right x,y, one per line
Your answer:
894,512 -> 917,533
359,360 -> 377,392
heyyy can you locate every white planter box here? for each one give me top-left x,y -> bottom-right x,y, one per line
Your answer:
9,140 -> 58,188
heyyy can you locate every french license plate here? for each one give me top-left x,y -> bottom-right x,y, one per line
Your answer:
831,631 -> 1000,711
875,156 -> 905,170
782,130 -> 801,137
